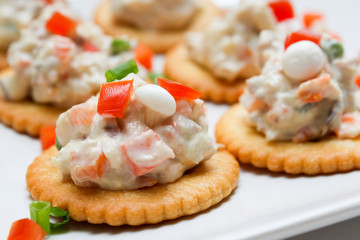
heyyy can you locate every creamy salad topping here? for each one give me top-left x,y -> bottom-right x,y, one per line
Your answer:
0,3 -> 144,108
112,0 -> 199,31
241,31 -> 360,142
186,0 -> 292,83
53,73 -> 216,190
0,0 -> 54,50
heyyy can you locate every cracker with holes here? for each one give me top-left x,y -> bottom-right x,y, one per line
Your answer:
216,30 -> 360,175
94,0 -> 218,53
26,73 -> 239,225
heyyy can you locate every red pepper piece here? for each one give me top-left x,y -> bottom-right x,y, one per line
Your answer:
8,218 -> 46,240
268,0 -> 295,22
355,74 -> 360,88
134,43 -> 154,70
97,80 -> 133,118
303,12 -> 324,28
157,78 -> 202,101
42,0 -> 54,4
40,125 -> 56,150
284,29 -> 322,49
45,12 -> 77,36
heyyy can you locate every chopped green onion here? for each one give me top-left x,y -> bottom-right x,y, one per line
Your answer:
30,201 -> 70,234
55,137 -> 62,151
321,38 -> 344,61
111,39 -> 131,55
148,72 -> 165,84
30,201 -> 51,234
50,207 -> 70,229
105,59 -> 138,82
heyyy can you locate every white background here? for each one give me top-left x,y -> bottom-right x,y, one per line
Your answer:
1,0 -> 360,239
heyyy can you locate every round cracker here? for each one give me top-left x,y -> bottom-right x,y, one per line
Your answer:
0,68 -> 64,136
0,51 -> 8,70
26,147 -> 239,226
216,104 -> 360,175
94,0 -> 219,53
164,45 -> 245,103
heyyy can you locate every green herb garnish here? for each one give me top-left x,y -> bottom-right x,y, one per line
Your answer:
111,39 -> 131,55
105,59 -> 138,82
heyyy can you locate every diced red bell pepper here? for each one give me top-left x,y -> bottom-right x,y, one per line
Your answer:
134,43 -> 154,70
284,29 -> 322,49
8,218 -> 46,240
45,12 -> 77,36
355,74 -> 360,88
157,78 -> 202,101
268,0 -> 295,22
303,12 -> 324,28
83,41 -> 99,52
40,126 -> 56,150
42,0 -> 54,4
97,80 -> 133,118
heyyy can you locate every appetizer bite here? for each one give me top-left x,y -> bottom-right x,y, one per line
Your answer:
0,0 -> 58,69
165,0 -> 295,103
26,65 -> 240,225
0,3 -> 148,136
216,29 -> 360,175
94,0 -> 219,53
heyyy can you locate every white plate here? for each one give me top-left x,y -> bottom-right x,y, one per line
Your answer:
1,0 -> 360,239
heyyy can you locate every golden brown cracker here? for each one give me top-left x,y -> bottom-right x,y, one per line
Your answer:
26,147 -> 239,226
0,51 -> 8,70
164,45 -> 245,103
0,68 -> 64,136
94,0 -> 219,53
216,104 -> 360,175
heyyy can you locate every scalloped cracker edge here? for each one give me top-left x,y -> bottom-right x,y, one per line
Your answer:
216,104 -> 360,175
26,147 -> 240,226
164,45 -> 245,103
94,0 -> 219,53
0,68 -> 65,136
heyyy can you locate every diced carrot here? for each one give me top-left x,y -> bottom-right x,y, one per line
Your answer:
95,152 -> 108,178
8,218 -> 46,240
40,125 -> 56,150
134,43 -> 154,70
70,104 -> 97,126
303,12 -> 323,28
